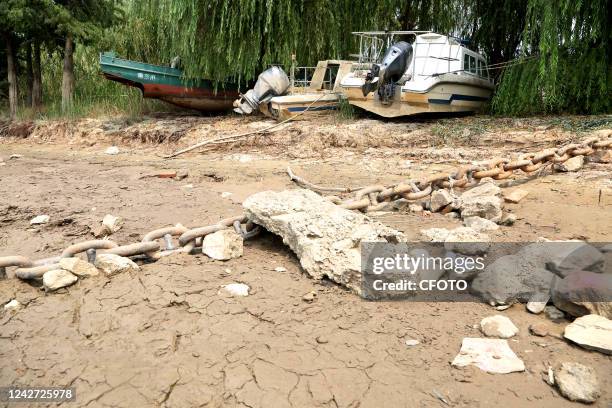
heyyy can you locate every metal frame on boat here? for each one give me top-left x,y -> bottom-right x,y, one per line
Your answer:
340,31 -> 495,117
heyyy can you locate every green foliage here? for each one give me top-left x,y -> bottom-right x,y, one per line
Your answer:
491,0 -> 611,115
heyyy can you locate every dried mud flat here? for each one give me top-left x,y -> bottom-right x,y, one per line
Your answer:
1,114 -> 611,407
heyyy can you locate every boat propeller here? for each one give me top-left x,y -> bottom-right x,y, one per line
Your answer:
362,41 -> 413,103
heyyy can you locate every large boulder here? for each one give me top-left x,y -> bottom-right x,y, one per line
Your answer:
458,181 -> 503,222
551,271 -> 612,318
243,189 -> 405,294
470,254 -> 555,305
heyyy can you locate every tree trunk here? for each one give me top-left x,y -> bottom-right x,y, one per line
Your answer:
5,34 -> 18,120
26,42 -> 34,108
61,34 -> 75,113
32,40 -> 42,109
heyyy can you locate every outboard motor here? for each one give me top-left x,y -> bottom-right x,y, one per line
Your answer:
362,41 -> 413,105
234,66 -> 290,114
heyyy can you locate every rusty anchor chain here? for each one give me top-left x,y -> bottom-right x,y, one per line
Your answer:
337,135 -> 611,212
0,218 -> 259,281
0,135 -> 610,282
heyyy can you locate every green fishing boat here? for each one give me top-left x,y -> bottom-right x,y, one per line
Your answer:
99,52 -> 240,111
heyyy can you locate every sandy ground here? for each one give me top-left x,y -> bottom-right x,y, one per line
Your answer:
0,113 -> 611,407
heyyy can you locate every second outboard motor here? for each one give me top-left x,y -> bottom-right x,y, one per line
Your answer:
234,66 -> 290,114
362,41 -> 413,104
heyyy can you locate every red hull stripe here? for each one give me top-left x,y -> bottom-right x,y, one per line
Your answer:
143,83 -> 239,100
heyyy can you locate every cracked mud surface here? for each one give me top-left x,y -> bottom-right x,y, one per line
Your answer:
1,115 -> 611,407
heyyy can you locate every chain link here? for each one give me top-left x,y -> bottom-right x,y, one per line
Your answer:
338,135 -> 611,212
0,135 -> 609,281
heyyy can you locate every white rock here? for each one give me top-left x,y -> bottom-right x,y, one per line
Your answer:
554,155 -> 584,172
221,192 -> 233,198
459,181 -> 503,222
94,253 -> 139,276
563,314 -> 612,355
43,269 -> 78,291
405,339 -> 420,347
105,146 -> 120,155
59,257 -> 99,277
202,230 -> 243,261
408,203 -> 423,213
4,299 -> 21,311
503,189 -> 529,203
30,215 -> 50,225
444,227 -> 490,255
243,189 -> 405,294
420,227 -> 450,242
526,300 -> 548,314
463,216 -> 499,232
554,362 -> 600,403
451,338 -> 525,374
479,315 -> 519,338
102,214 -> 123,233
430,189 -> 454,212
219,283 -> 250,297
274,266 -> 287,272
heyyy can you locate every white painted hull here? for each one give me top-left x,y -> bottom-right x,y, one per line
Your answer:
341,74 -> 494,118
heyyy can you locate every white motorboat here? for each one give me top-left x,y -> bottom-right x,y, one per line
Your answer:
340,31 -> 495,118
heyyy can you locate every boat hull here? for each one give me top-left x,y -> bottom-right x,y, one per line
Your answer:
342,74 -> 494,118
100,52 -> 240,111
261,93 -> 340,121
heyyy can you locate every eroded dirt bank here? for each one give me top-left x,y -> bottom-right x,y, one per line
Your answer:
1,114 -> 611,407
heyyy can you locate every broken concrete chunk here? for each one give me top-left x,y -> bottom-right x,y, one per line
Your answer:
463,216 -> 499,232
444,227 -> 490,255
202,230 -> 243,261
563,314 -> 612,355
451,338 -> 525,374
430,189 -> 454,212
544,242 -> 604,277
219,283 -> 250,297
102,214 -> 123,234
59,257 -> 99,277
554,155 -> 584,172
503,189 -> 529,204
458,181 -> 503,222
43,269 -> 78,291
243,189 -> 405,294
30,215 -> 50,225
551,271 -> 612,319
479,315 -> 519,338
553,362 -> 600,403
420,228 -> 450,242
94,254 -> 139,276
470,254 -> 555,305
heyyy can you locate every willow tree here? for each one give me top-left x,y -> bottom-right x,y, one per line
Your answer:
130,0 -> 478,83
492,0 -> 611,115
